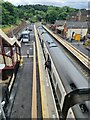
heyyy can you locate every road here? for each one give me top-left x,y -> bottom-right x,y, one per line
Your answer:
10,24 -> 42,118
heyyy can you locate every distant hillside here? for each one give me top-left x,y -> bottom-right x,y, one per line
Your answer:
1,1 -> 79,25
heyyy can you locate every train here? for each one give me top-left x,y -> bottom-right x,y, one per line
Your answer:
37,26 -> 90,119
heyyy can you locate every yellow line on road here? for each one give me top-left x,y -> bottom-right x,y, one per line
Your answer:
8,74 -> 15,92
32,42 -> 37,118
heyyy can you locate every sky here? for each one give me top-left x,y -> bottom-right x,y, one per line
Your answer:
4,0 -> 90,9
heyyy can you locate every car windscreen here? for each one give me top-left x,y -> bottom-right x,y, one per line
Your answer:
22,34 -> 28,38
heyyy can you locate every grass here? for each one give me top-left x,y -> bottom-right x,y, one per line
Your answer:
1,20 -> 21,33
1,25 -> 16,33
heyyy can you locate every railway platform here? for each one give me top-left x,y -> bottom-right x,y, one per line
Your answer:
5,24 -> 58,119
34,25 -> 58,118
1,23 -> 90,119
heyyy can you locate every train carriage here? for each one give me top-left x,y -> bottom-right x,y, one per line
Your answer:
38,26 -> 90,119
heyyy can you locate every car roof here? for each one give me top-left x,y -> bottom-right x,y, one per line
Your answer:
22,30 -> 30,34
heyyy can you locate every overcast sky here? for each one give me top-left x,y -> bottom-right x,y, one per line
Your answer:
4,0 -> 90,9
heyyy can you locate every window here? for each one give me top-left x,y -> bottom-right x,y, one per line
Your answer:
23,34 -> 28,38
56,85 -> 62,103
53,73 -> 56,85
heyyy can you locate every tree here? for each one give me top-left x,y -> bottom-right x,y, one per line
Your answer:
58,12 -> 68,20
45,9 -> 58,23
2,2 -> 18,25
1,2 -> 78,25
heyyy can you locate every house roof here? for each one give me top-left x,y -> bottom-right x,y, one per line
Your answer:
0,29 -> 21,47
10,37 -> 21,47
66,21 -> 88,28
80,10 -> 89,16
55,20 -> 88,29
55,20 -> 66,26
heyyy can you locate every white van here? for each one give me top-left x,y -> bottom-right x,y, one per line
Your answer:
21,30 -> 30,43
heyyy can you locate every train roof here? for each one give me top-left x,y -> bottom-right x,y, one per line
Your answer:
38,26 -> 90,119
38,27 -> 89,92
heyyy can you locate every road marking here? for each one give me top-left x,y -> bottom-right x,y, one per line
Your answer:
21,55 -> 33,58
25,43 -> 33,46
8,74 -> 15,92
32,42 -> 37,118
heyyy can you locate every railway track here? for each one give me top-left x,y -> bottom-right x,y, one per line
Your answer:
37,25 -> 90,119
43,25 -> 90,83
7,21 -> 28,38
43,25 -> 90,70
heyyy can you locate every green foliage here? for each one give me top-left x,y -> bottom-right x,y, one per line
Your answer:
1,2 -> 78,25
58,12 -> 68,20
45,9 -> 58,23
2,2 -> 18,25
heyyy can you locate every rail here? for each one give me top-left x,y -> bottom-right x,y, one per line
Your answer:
43,25 -> 90,70
7,21 -> 28,37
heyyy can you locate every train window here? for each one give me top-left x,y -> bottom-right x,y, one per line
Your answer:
41,41 -> 44,48
79,103 -> 89,113
49,43 -> 57,48
53,73 -> 56,85
56,84 -> 62,103
70,83 -> 77,90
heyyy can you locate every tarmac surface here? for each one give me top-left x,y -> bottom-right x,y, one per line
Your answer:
10,56 -> 33,118
10,24 -> 42,118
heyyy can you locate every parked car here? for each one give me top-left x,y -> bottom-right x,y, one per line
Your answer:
21,30 -> 30,42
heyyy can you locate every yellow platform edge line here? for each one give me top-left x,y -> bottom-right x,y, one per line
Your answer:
32,42 -> 37,118
34,25 -> 49,118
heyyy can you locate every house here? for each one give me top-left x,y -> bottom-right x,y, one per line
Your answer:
67,10 -> 89,22
64,21 -> 88,39
54,20 -> 66,35
55,20 -> 66,27
66,11 -> 78,21
55,21 -> 88,39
